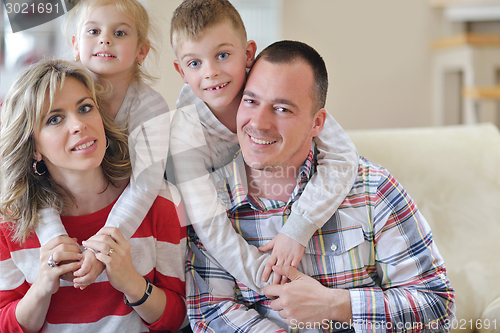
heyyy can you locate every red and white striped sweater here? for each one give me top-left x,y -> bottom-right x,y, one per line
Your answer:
0,192 -> 187,333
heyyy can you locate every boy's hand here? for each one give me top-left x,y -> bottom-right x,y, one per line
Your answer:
259,233 -> 305,284
72,249 -> 105,289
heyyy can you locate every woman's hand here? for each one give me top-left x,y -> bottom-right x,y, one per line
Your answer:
15,236 -> 82,332
82,227 -> 143,295
36,236 -> 83,296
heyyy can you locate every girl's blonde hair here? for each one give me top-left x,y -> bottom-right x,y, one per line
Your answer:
65,0 -> 158,83
0,58 -> 131,243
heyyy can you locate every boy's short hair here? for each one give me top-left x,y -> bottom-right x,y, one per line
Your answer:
170,0 -> 247,54
252,40 -> 329,113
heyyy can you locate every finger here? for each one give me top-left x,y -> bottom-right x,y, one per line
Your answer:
262,255 -> 277,282
280,275 -> 288,285
272,265 -> 304,282
263,283 -> 281,299
96,227 -> 124,244
258,238 -> 275,252
272,271 -> 282,285
82,239 -> 114,255
50,251 -> 82,265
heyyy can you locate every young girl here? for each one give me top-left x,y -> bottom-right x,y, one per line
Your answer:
36,0 -> 173,289
0,59 -> 185,333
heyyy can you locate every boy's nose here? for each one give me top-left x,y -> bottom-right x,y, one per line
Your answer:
204,62 -> 220,79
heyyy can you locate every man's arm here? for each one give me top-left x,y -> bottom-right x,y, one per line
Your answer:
186,231 -> 287,333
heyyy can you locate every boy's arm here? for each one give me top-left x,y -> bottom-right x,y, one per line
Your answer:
170,105 -> 271,293
186,234 -> 287,333
280,112 -> 358,246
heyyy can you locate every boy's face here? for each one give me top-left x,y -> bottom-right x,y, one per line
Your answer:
174,22 -> 256,115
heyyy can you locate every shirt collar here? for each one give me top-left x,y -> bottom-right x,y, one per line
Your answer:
225,141 -> 317,213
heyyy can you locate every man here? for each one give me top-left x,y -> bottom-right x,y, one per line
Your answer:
186,40 -> 455,332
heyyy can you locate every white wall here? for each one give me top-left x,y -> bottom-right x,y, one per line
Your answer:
149,0 -> 439,130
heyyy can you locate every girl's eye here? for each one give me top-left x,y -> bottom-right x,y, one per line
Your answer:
79,104 -> 94,114
217,52 -> 229,60
188,60 -> 201,69
47,115 -> 63,126
88,29 -> 100,35
114,30 -> 126,37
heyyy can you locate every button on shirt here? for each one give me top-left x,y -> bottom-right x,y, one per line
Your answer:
186,145 -> 455,332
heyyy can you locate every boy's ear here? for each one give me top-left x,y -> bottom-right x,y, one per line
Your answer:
71,35 -> 80,60
136,39 -> 151,64
311,108 -> 327,137
173,60 -> 189,84
245,40 -> 257,68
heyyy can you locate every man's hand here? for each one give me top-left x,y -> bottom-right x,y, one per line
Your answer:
73,248 -> 105,290
259,233 -> 305,284
263,265 -> 353,326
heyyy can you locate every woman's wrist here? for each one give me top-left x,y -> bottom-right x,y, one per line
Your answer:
121,273 -> 149,304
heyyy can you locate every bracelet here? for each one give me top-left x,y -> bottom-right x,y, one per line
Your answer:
124,277 -> 153,307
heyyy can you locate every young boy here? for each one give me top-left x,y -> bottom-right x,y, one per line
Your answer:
169,0 -> 358,293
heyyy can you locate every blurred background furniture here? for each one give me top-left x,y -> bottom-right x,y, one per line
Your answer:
347,123 -> 500,332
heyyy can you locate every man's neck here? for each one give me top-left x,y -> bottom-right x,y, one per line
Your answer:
245,164 -> 299,203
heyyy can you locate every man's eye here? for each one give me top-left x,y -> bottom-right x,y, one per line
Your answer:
217,52 -> 229,60
276,107 -> 290,113
244,99 -> 256,104
188,60 -> 201,68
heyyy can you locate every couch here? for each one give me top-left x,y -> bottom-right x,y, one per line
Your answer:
347,123 -> 500,332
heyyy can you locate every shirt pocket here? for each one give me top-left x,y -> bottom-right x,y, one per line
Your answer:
302,223 -> 367,288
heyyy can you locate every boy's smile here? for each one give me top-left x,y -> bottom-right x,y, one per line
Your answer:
174,21 -> 256,118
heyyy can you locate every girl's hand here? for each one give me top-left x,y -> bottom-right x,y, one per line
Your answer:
82,227 -> 143,295
73,249 -> 106,289
36,236 -> 82,297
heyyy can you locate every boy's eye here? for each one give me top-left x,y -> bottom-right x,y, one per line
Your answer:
47,115 -> 63,126
188,60 -> 201,68
114,30 -> 126,37
88,29 -> 100,35
79,104 -> 94,114
217,52 -> 229,60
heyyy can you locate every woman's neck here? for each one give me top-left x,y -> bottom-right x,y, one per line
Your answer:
97,72 -> 134,120
57,169 -> 127,217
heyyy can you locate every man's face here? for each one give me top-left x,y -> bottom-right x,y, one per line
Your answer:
237,59 -> 325,172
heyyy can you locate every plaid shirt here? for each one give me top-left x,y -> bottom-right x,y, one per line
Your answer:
186,145 -> 455,333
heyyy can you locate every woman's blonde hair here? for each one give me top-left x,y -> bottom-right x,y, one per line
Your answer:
0,58 -> 131,243
65,0 -> 158,83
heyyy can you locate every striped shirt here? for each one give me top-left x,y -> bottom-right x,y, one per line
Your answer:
0,188 -> 186,333
171,84 -> 359,294
36,80 -> 171,245
186,146 -> 455,333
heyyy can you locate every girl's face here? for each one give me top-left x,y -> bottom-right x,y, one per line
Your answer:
73,4 -> 148,80
34,77 -> 107,182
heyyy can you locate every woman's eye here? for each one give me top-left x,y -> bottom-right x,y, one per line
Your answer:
47,115 -> 62,125
115,30 -> 126,37
188,60 -> 201,68
79,104 -> 94,114
218,52 -> 229,60
88,29 -> 99,35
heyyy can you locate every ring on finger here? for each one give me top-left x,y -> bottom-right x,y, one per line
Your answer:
47,254 -> 58,268
107,248 -> 114,256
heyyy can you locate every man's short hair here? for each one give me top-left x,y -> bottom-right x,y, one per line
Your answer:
170,0 -> 247,53
251,40 -> 328,113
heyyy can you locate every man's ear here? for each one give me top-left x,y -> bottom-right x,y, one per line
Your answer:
136,39 -> 151,64
72,35 -> 80,60
311,108 -> 327,137
245,40 -> 257,68
173,60 -> 188,84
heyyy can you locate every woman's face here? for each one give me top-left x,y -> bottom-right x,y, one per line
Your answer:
34,77 -> 106,181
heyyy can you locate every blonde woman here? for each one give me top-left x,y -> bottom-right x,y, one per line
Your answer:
0,59 -> 186,332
